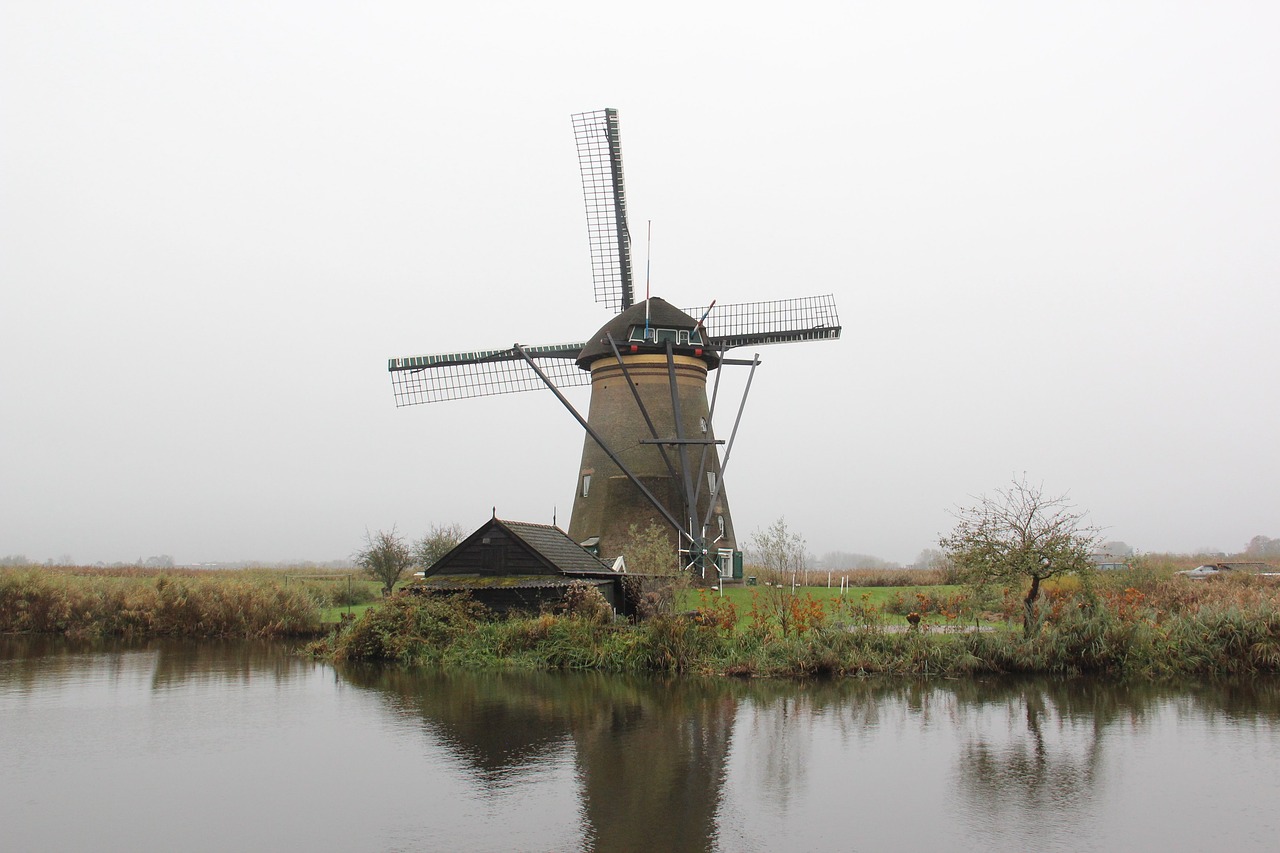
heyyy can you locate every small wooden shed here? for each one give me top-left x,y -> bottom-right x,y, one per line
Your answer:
415,517 -> 635,616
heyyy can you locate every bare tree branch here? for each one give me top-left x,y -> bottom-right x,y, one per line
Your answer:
356,526 -> 415,596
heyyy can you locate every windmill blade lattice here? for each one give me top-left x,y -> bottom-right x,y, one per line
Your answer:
573,109 -> 634,313
689,294 -> 842,350
388,344 -> 589,406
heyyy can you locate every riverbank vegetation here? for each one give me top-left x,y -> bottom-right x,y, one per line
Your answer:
7,561 -> 1280,681
0,566 -> 351,639
307,563 -> 1280,679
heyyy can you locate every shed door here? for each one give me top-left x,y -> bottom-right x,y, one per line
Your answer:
482,544 -> 506,574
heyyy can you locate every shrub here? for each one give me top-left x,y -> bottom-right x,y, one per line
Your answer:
632,614 -> 723,673
692,591 -> 738,635
829,592 -> 885,632
623,573 -> 686,620
331,591 -> 485,663
559,581 -> 613,624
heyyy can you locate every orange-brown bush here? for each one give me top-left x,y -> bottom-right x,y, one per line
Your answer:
692,591 -> 738,635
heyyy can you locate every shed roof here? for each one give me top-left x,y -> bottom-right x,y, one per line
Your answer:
419,574 -> 614,591
425,517 -> 615,578
500,519 -> 617,574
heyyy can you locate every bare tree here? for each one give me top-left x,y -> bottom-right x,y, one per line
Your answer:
413,522 -> 466,570
751,516 -> 807,583
745,518 -> 811,636
357,527 -> 415,596
940,477 -> 1099,636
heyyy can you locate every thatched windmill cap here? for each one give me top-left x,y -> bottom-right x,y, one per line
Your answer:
576,298 -> 720,370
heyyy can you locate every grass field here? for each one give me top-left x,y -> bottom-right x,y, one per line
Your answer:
316,583 -> 968,627
680,583 -> 960,608
315,583 -> 966,627
678,583 -> 966,629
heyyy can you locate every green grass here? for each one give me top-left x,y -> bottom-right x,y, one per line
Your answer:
320,603 -> 379,623
679,583 -> 966,629
688,583 -> 962,605
320,583 -> 969,629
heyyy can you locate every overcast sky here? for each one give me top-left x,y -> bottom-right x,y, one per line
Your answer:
2,1 -> 1276,565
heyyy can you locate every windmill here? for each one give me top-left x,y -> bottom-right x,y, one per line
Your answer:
388,109 -> 841,581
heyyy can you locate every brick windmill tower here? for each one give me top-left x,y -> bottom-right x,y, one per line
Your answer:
388,109 -> 840,580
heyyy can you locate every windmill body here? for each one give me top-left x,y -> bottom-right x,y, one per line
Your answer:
569,298 -> 735,564
388,109 -> 840,582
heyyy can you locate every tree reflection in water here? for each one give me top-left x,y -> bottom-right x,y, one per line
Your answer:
948,677 -> 1280,839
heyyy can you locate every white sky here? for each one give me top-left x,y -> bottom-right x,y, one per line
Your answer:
2,1 -> 1277,565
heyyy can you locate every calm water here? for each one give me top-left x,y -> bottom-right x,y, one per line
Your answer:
2,637 -> 1279,852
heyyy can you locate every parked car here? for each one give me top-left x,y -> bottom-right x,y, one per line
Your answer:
1177,564 -> 1230,578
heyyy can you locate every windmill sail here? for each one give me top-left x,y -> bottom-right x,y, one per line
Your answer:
388,343 -> 589,406
573,108 -> 634,313
688,294 -> 842,350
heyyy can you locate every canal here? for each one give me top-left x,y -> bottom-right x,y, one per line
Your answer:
2,637 -> 1277,851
